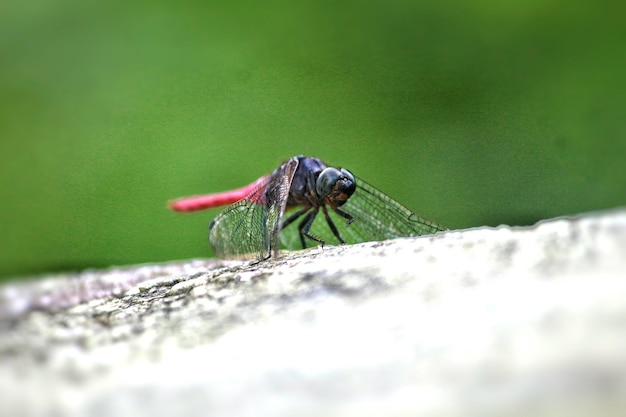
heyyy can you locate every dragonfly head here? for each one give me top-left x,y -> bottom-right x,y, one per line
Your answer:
316,167 -> 357,207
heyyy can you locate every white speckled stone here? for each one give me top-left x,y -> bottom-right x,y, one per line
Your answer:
1,209 -> 625,417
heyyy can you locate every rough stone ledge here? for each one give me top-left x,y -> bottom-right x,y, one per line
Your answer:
1,208 -> 625,417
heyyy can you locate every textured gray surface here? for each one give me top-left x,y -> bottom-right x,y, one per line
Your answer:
1,209 -> 626,417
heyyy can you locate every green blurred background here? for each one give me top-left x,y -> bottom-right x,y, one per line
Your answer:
1,0 -> 624,280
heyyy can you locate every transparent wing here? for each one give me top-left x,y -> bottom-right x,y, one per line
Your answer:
264,158 -> 299,258
208,177 -> 271,260
208,158 -> 299,260
280,176 -> 447,250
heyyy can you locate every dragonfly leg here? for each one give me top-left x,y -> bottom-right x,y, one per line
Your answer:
249,251 -> 272,264
282,207 -> 310,230
282,207 -> 311,249
298,208 -> 325,248
322,205 -> 345,244
332,207 -> 354,226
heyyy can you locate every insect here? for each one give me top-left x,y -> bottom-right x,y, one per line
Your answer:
170,155 -> 446,260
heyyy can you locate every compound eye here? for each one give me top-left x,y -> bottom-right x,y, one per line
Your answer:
316,168 -> 342,197
316,167 -> 356,207
340,168 -> 356,187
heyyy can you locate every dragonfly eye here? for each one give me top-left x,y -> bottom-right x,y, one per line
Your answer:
316,167 -> 356,205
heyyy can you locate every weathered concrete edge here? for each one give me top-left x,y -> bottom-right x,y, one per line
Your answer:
1,208 -> 626,417
2,207 -> 624,320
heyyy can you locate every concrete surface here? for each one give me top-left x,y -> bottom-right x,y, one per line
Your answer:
1,208 -> 625,417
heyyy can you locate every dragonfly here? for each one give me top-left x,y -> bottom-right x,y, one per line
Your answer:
169,155 -> 447,260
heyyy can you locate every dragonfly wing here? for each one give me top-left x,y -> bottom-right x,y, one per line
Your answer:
265,157 -> 299,258
337,176 -> 447,242
280,176 -> 446,249
209,177 -> 271,260
209,158 -> 299,260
